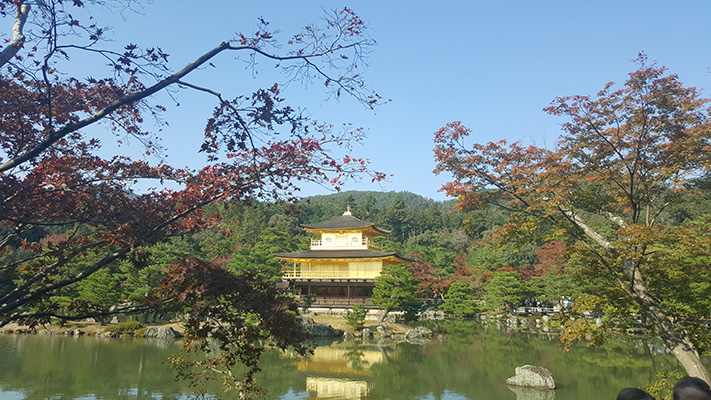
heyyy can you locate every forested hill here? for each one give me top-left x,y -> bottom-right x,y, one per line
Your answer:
301,190 -> 456,218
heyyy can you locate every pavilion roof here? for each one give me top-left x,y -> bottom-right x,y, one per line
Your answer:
300,211 -> 390,235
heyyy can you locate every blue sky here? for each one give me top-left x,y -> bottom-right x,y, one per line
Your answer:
90,1 -> 711,201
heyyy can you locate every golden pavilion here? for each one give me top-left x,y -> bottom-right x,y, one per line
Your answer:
274,209 -> 410,308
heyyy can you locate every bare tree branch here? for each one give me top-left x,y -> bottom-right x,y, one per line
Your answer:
0,39 -> 369,173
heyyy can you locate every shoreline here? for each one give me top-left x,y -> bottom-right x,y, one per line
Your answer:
0,320 -> 185,337
0,314 -> 411,338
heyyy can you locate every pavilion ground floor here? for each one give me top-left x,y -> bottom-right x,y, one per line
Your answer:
284,278 -> 377,308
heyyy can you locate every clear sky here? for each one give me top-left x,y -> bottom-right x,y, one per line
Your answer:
89,1 -> 711,202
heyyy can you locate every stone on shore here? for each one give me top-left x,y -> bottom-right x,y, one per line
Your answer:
506,365 -> 555,390
299,315 -> 341,337
142,326 -> 182,339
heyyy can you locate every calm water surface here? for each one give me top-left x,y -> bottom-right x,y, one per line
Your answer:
0,321 -> 685,399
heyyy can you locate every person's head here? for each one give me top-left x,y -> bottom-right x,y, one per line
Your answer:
617,387 -> 655,400
673,376 -> 711,400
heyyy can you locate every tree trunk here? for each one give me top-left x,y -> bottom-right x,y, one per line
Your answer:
378,309 -> 389,323
570,215 -> 710,382
631,268 -> 711,383
644,299 -> 709,382
666,338 -> 710,382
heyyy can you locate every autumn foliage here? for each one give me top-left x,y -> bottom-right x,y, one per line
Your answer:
434,54 -> 711,381
0,1 -> 383,394
159,257 -> 310,395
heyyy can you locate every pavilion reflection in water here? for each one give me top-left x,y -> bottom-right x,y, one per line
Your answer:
294,344 -> 386,399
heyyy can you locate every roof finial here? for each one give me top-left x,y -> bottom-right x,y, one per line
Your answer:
343,206 -> 352,216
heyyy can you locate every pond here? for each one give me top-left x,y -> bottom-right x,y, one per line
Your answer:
0,321 -> 685,399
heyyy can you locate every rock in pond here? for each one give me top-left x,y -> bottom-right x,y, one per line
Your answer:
405,326 -> 433,345
405,326 -> 432,340
506,365 -> 555,390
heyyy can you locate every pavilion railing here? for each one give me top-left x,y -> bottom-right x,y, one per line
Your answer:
309,238 -> 382,251
298,296 -> 375,308
282,270 -> 377,279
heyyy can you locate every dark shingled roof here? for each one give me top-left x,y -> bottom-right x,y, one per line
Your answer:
300,212 -> 390,234
274,249 -> 410,262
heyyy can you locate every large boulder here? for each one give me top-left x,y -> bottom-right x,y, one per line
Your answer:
506,365 -> 555,390
142,326 -> 182,339
405,326 -> 433,345
299,315 -> 315,325
405,326 -> 432,340
307,323 -> 340,337
299,315 -> 341,337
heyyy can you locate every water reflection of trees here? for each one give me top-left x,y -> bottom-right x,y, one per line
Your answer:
0,321 -> 690,400
364,320 -> 683,400
266,321 -> 684,400
345,342 -> 370,371
0,335 -> 194,400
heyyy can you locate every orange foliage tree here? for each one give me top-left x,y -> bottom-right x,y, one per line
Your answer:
434,54 -> 711,382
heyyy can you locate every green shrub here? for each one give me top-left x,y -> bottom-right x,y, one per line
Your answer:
344,304 -> 367,331
645,369 -> 683,400
104,321 -> 144,334
134,327 -> 148,337
301,293 -> 316,313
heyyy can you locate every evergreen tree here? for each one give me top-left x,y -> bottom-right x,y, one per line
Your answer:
354,194 -> 379,223
385,195 -> 408,241
344,304 -> 367,330
482,270 -> 530,313
370,264 -> 419,321
441,282 -> 479,317
227,228 -> 305,282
